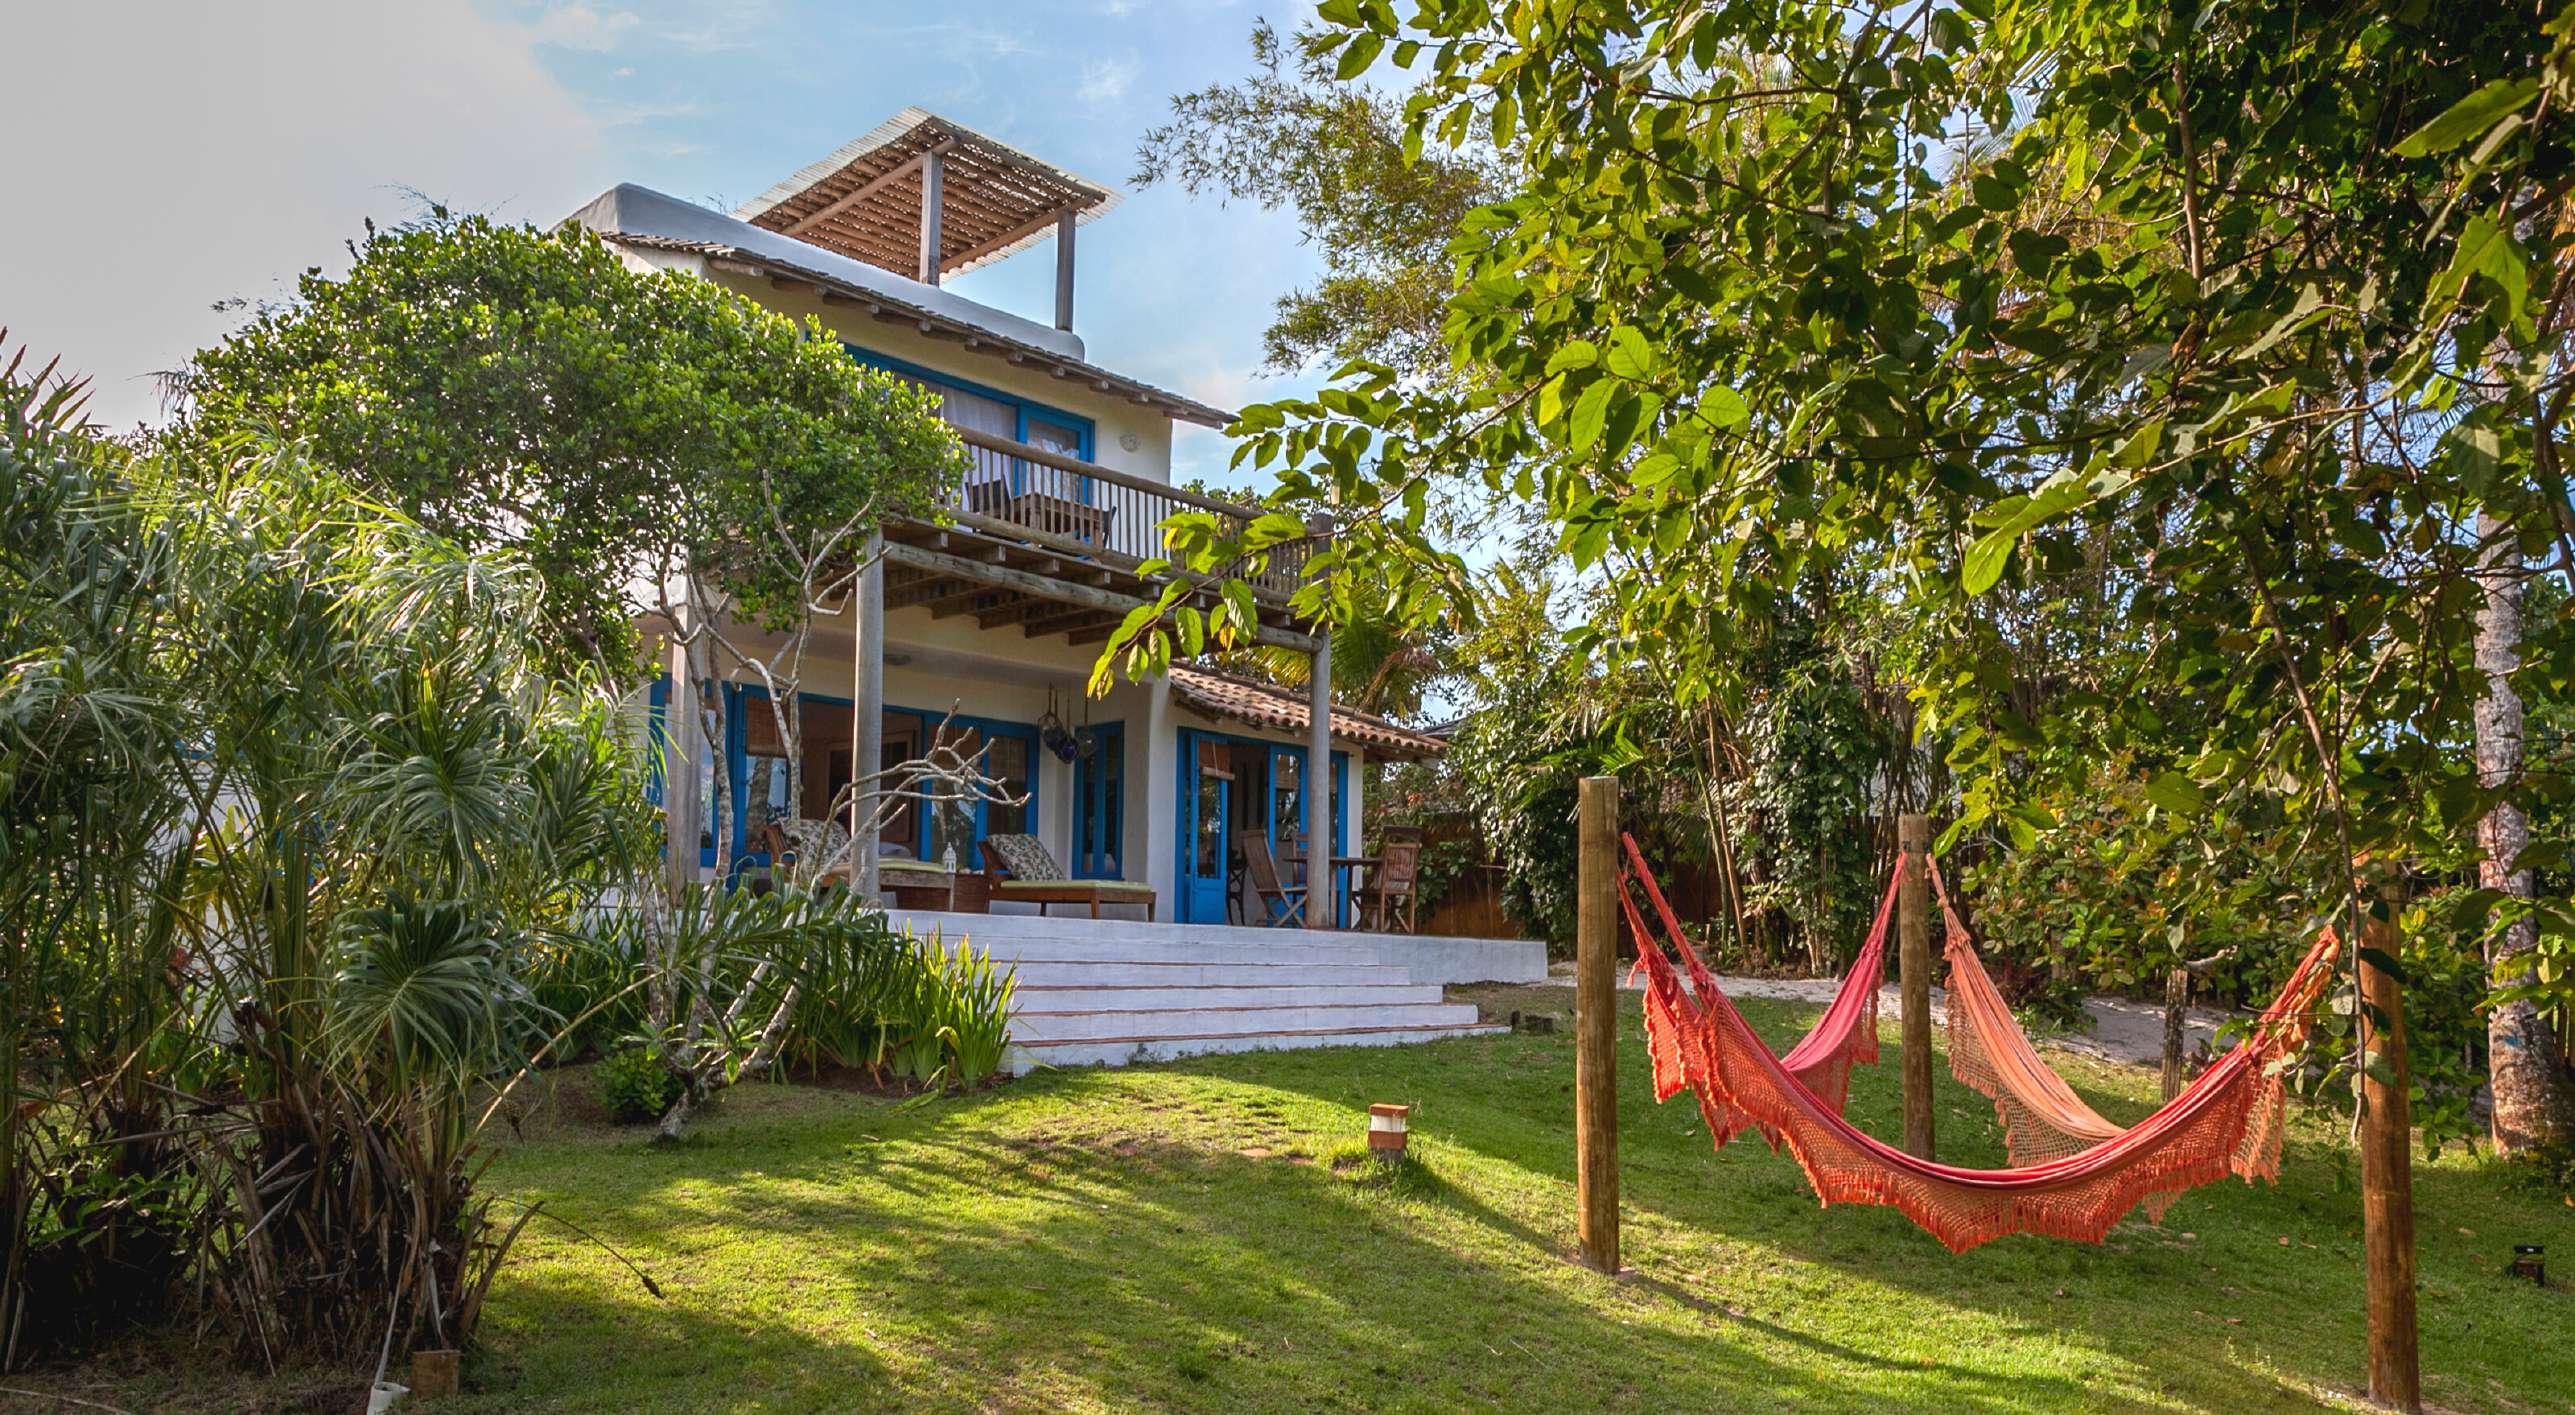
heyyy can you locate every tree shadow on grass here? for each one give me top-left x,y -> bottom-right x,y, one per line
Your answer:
1135,995 -> 2575,1413
486,1113 -> 2104,1414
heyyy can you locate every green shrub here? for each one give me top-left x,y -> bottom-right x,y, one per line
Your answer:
598,1044 -> 681,1124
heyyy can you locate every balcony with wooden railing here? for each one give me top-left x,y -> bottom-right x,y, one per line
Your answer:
876,425 -> 1327,652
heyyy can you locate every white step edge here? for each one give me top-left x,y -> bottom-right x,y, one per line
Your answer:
1007,1021 -> 1507,1073
1009,1001 -> 1480,1043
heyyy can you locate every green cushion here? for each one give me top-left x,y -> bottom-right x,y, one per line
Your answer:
878,860 -> 954,879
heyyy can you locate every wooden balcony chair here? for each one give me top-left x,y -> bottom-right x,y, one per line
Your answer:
1239,835 -> 1310,928
1359,840 -> 1422,934
980,834 -> 1156,920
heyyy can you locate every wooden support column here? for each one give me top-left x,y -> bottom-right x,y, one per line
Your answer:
664,632 -> 702,903
851,532 -> 886,899
1575,776 -> 1622,1273
2360,890 -> 2420,1413
1898,813 -> 1935,1160
1305,629 -> 1334,929
1053,210 -> 1076,332
917,148 -> 944,286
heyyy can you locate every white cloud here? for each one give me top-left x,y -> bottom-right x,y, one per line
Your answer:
1076,53 -> 1139,105
521,3 -> 641,51
0,0 -> 605,430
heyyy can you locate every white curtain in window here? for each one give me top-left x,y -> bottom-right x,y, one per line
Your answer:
934,384 -> 1017,485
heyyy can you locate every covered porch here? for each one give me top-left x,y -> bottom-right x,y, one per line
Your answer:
653,426 -> 1442,931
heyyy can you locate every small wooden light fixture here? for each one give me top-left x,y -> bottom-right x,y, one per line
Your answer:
2510,1244 -> 2545,1285
1367,1103 -> 1410,1157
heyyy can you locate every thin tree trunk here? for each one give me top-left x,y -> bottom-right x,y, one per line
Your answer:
2473,512 -> 2575,1152
700,637 -> 733,886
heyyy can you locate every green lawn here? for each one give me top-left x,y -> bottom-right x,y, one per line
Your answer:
12,989 -> 2572,1413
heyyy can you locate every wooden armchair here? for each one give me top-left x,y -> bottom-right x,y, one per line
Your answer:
1359,840 -> 1422,933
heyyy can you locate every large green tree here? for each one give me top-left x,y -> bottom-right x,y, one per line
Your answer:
1124,0 -> 2575,1149
176,211 -> 959,672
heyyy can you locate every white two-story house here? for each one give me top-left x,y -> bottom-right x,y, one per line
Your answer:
573,109 -> 1444,929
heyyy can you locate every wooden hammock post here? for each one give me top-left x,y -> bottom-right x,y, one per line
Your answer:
1898,813 -> 1935,1160
1575,775 -> 1621,1274
2359,887 -> 2420,1413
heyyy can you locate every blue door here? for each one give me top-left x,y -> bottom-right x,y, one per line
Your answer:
1177,731 -> 1232,923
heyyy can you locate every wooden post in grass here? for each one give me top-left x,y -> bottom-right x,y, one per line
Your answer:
1575,775 -> 1621,1274
1898,813 -> 1934,1161
2359,888 -> 2420,1413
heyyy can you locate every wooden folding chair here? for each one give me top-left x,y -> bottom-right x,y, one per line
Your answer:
1240,835 -> 1310,928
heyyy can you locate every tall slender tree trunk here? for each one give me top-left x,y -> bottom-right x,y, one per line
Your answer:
697,634 -> 734,886
2473,512 -> 2575,1152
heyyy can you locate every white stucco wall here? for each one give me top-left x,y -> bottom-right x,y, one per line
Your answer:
703,271 -> 1178,487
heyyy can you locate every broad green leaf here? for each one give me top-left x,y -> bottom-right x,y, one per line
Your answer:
2144,771 -> 2209,815
1604,325 -> 1656,380
1569,378 -> 1614,453
1546,340 -> 1599,375
2392,77 -> 2539,158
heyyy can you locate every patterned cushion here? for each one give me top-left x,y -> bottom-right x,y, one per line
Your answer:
773,817 -> 853,885
981,833 -> 1065,883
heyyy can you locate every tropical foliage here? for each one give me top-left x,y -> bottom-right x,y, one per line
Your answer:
1121,0 -> 2575,1148
0,344 -> 1012,1374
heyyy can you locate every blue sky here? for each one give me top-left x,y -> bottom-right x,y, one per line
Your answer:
4,1 -> 1328,484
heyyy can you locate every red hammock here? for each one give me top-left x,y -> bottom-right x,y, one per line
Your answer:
1623,833 -> 1899,1149
1622,838 -> 2341,1252
1927,858 -> 2131,1166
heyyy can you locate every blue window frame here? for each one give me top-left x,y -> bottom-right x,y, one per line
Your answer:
1071,721 -> 1126,879
653,679 -> 1041,878
842,345 -> 1096,460
882,705 -> 1040,871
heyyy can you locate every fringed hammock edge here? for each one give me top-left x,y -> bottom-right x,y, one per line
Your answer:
1621,835 -> 2341,1253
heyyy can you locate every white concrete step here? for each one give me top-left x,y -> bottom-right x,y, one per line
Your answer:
1004,959 -> 1414,989
1008,1020 -> 1506,1071
1013,982 -> 1445,1011
940,936 -> 1401,967
890,908 -> 1548,985
1010,1000 -> 1481,1043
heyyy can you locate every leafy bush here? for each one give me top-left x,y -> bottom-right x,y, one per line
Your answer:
598,1044 -> 683,1124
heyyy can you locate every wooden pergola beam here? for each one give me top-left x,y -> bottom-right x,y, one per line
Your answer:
782,140 -> 956,239
879,540 -> 1319,653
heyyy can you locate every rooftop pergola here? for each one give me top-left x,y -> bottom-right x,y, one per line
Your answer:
734,108 -> 1117,328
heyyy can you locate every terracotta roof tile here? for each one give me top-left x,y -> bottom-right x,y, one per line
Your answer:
1167,665 -> 1445,761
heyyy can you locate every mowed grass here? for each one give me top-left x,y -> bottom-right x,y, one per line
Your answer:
11,989 -> 2572,1413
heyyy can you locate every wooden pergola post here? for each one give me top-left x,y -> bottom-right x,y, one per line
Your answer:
850,531 -> 885,899
1305,628 -> 1333,929
917,147 -> 944,285
1898,813 -> 1935,1160
1053,209 -> 1077,331
2360,889 -> 2420,1412
1575,776 -> 1621,1273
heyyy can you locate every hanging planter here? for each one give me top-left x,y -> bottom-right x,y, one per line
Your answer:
1040,689 -> 1081,762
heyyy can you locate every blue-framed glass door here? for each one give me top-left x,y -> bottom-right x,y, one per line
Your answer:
1252,743 -> 1351,925
1176,730 -> 1232,924
1072,721 -> 1125,879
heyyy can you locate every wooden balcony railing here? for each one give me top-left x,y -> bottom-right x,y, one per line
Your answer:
937,425 -> 1321,605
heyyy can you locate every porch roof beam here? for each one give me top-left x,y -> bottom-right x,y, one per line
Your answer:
879,540 -> 1320,653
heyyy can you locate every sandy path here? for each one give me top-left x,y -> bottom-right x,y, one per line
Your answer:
1535,962 -> 2230,1071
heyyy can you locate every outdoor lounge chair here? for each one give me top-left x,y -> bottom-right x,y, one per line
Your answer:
1239,835 -> 1309,928
979,834 -> 1156,919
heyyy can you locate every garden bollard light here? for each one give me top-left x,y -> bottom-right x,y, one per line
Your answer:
1368,1103 -> 1410,1156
